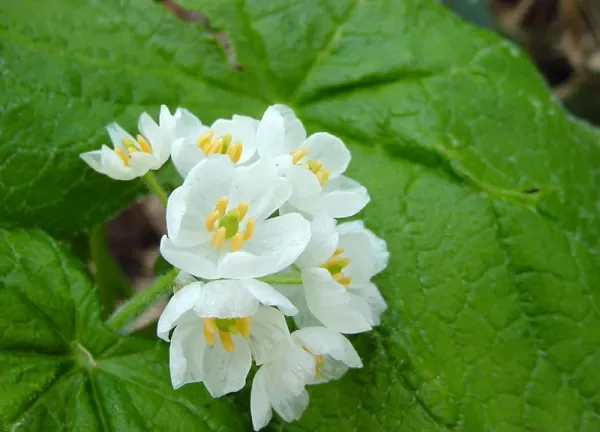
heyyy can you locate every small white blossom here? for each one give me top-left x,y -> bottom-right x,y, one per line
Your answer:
80,106 -> 174,180
160,155 -> 311,279
257,105 -> 370,218
250,326 -> 361,430
277,216 -> 388,334
170,108 -> 259,177
158,279 -> 297,397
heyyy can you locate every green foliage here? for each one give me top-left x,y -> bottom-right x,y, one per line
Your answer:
0,229 -> 244,431
1,0 -> 599,430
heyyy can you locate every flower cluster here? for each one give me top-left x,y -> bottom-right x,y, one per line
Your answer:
81,104 -> 389,430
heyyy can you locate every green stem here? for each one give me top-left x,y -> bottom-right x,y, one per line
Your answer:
106,268 -> 178,332
143,171 -> 168,206
258,273 -> 303,285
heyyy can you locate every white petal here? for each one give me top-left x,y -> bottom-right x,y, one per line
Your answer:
229,160 -> 292,221
349,282 -> 387,326
106,123 -> 135,150
159,236 -> 220,280
275,284 -> 324,329
230,115 -> 259,163
184,155 -> 238,217
284,163 -> 322,202
192,279 -> 261,318
170,322 -> 206,389
311,355 -> 349,384
292,327 -> 362,368
256,106 -> 286,159
138,112 -> 169,168
95,145 -> 138,180
273,104 -> 306,150
337,227 -> 376,284
272,388 -> 309,423
159,105 -> 175,129
249,307 -> 293,365
338,221 -> 389,275
302,268 -> 372,334
165,185 -> 212,246
302,132 -> 350,178
220,214 -> 311,279
171,137 -> 207,178
157,281 -> 204,341
251,367 -> 273,431
295,215 -> 338,269
244,280 -> 298,315
318,175 -> 370,218
202,335 -> 252,397
127,152 -> 155,176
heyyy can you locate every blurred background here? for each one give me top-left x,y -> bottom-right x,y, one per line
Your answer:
105,0 -> 600,332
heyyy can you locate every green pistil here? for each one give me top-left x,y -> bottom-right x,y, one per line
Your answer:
215,318 -> 238,333
218,210 -> 240,238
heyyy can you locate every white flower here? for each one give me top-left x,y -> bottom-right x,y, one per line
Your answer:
257,105 -> 370,218
80,106 -> 174,180
157,279 -> 297,397
277,216 -> 388,334
170,108 -> 259,177
160,155 -> 311,279
250,326 -> 362,430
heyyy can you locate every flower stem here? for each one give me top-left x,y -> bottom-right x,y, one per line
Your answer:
143,171 -> 168,206
106,268 -> 178,332
258,273 -> 303,285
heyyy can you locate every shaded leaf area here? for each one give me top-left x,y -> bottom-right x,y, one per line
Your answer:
0,229 -> 245,431
1,0 -> 599,431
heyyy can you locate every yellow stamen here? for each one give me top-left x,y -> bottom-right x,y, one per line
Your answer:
334,248 -> 344,256
209,137 -> 225,155
115,148 -> 130,166
237,202 -> 249,221
322,255 -> 342,269
316,168 -> 330,185
211,227 -> 226,248
315,354 -> 325,366
203,318 -> 217,333
309,160 -> 323,174
244,217 -> 255,241
332,273 -> 345,283
337,257 -> 351,269
291,148 -> 309,164
220,133 -> 233,148
227,141 -> 243,163
234,317 -> 251,338
205,210 -> 220,232
230,232 -> 245,251
136,134 -> 152,153
339,276 -> 352,286
197,130 -> 215,150
219,330 -> 234,352
204,326 -> 215,345
215,197 -> 228,216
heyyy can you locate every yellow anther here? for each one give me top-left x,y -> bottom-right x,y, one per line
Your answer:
309,160 -> 323,174
316,168 -> 330,185
197,130 -> 215,150
227,141 -> 243,163
315,354 -> 325,366
244,218 -> 255,241
315,367 -> 321,377
339,276 -> 352,287
205,210 -> 220,232
332,272 -> 345,283
219,330 -> 234,352
215,197 -> 228,215
211,227 -> 226,248
203,318 -> 217,333
337,257 -> 351,269
322,254 -> 346,269
209,137 -> 225,155
291,147 -> 309,164
230,232 -> 245,252
237,202 -> 249,221
334,248 -> 344,256
234,317 -> 251,338
115,148 -> 130,166
136,134 -> 152,153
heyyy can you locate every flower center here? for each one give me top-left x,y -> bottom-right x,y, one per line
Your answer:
197,129 -> 243,163
321,247 -> 352,287
302,346 -> 325,377
202,317 -> 251,352
115,135 -> 153,166
204,197 -> 255,251
290,148 -> 329,185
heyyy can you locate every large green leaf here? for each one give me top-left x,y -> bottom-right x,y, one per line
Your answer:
1,0 -> 599,430
0,228 -> 246,430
